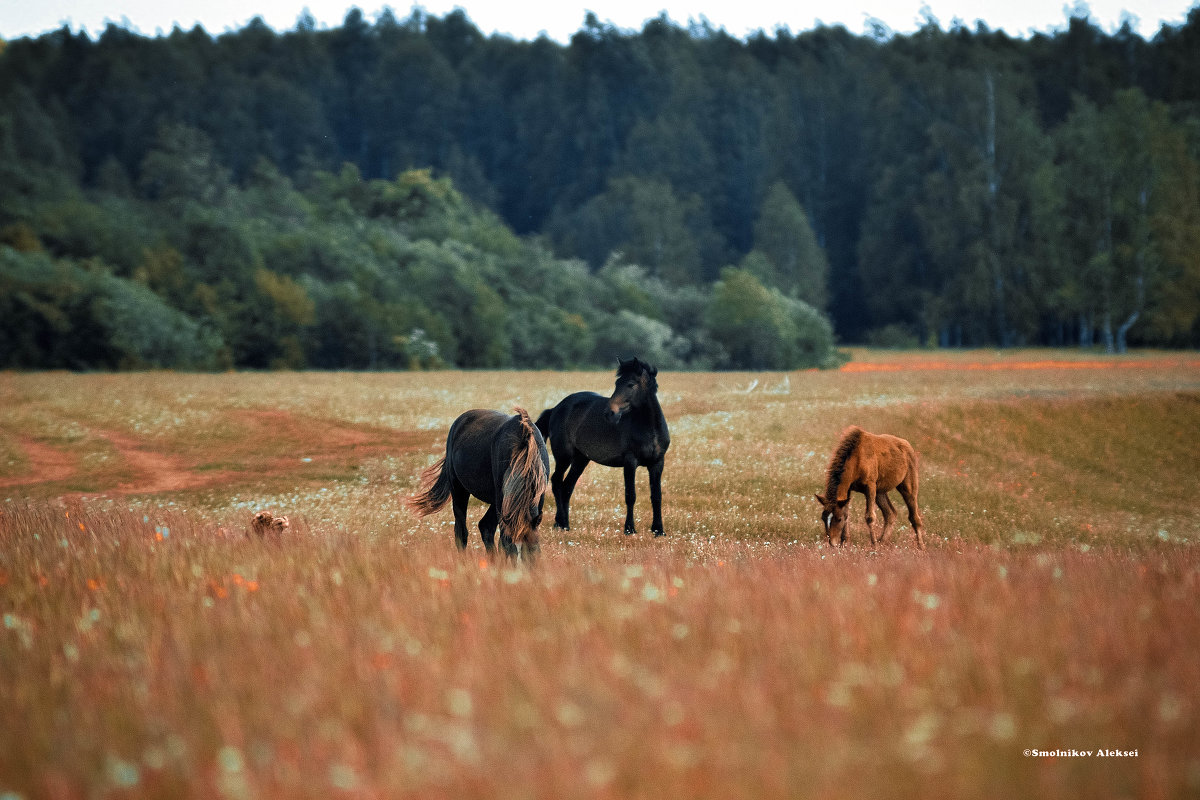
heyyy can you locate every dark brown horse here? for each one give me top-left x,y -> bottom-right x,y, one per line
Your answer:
814,426 -> 926,550
536,357 -> 670,536
409,407 -> 549,560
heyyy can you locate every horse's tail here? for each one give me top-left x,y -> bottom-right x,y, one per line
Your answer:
502,407 -> 550,544
407,455 -> 453,517
535,408 -> 552,440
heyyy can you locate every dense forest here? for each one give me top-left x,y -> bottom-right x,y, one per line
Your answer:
2,6 -> 1199,370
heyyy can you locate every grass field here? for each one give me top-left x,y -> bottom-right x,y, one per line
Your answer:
2,350 -> 1199,798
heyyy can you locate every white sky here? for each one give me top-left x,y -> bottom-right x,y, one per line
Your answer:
2,1 -> 1196,42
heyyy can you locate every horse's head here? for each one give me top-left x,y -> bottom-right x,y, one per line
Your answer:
814,493 -> 850,546
605,357 -> 658,423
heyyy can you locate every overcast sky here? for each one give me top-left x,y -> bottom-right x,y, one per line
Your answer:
2,0 -> 1197,42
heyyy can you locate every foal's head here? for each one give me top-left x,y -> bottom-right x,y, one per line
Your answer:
814,493 -> 851,546
605,357 -> 658,422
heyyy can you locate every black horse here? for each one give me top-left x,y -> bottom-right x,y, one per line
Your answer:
536,357 -> 670,536
408,407 -> 549,560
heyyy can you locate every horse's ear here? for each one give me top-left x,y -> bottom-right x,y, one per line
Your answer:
649,365 -> 658,376
814,493 -> 826,506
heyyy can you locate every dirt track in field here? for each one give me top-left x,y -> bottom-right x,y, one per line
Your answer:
0,437 -> 77,488
0,409 -> 425,497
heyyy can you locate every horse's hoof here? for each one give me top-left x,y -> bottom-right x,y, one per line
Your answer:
624,528 -> 636,536
653,530 -> 665,537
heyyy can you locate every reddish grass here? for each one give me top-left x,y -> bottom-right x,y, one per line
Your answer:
1,354 -> 1198,797
1,504 -> 1196,799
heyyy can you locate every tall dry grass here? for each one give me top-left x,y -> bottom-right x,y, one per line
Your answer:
1,353 -> 1198,797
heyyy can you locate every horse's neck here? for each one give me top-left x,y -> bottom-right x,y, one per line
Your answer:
635,393 -> 666,428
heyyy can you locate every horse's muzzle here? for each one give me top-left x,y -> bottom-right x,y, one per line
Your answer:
517,541 -> 540,565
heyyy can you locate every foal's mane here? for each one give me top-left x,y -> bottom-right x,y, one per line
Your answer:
500,407 -> 549,543
824,426 -> 864,501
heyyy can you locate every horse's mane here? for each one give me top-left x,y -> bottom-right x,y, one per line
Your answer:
500,407 -> 549,543
824,426 -> 864,502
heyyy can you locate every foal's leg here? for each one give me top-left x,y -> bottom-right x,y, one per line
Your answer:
622,454 -> 638,535
864,484 -> 879,546
876,492 -> 898,543
648,457 -> 665,537
897,480 -> 926,550
555,452 -> 590,530
477,504 -> 498,554
450,482 -> 472,550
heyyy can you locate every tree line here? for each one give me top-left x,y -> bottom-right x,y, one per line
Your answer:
1,6 -> 1198,371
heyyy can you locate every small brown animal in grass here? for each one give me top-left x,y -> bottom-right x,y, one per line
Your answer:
814,426 -> 926,550
251,510 -> 290,537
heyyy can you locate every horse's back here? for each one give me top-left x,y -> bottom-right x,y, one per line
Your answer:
550,391 -> 607,420
449,408 -> 509,443
861,431 -> 918,490
544,391 -> 607,437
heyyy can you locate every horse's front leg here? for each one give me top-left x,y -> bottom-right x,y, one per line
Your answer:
648,458 -> 665,537
622,455 -> 638,535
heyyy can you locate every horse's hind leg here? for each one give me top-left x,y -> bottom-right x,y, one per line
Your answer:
897,480 -> 926,550
550,447 -> 571,528
451,482 -> 471,550
648,458 -> 665,537
555,453 -> 589,530
478,505 -> 498,555
622,455 -> 638,535
876,492 -> 898,543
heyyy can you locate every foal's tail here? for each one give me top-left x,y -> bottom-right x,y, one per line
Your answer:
501,407 -> 550,544
407,455 -> 452,517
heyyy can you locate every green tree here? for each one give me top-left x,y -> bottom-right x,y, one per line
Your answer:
1056,89 -> 1192,351
752,181 -> 829,308
589,310 -> 689,369
93,273 -> 224,369
1145,118 -> 1200,345
551,176 -> 707,283
137,123 -> 230,206
907,57 -> 1050,346
705,267 -> 836,369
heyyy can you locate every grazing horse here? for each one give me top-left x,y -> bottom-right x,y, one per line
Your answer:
408,407 -> 549,560
814,426 -> 926,550
537,357 -> 670,536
